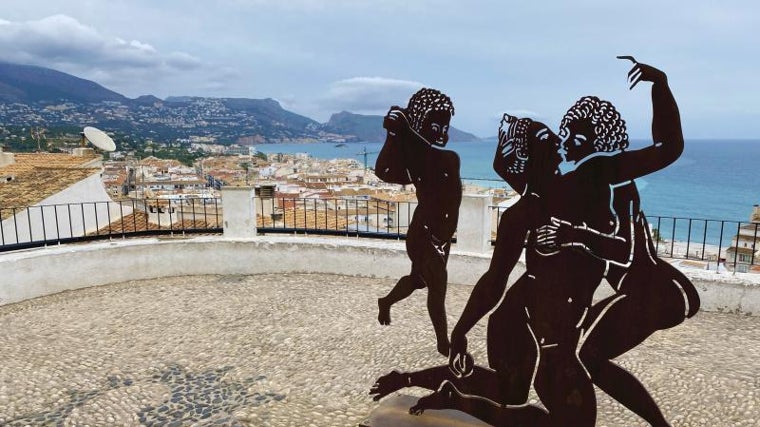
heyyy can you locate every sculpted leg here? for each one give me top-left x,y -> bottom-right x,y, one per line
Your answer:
425,258 -> 449,356
369,365 -> 500,402
377,275 -> 421,325
533,347 -> 596,427
585,359 -> 671,427
486,280 -> 537,405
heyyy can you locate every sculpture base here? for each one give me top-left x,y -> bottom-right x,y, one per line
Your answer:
360,394 -> 490,427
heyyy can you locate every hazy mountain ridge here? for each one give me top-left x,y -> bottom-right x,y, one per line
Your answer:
0,62 -> 480,144
322,111 -> 386,143
323,111 -> 480,143
0,62 -> 127,104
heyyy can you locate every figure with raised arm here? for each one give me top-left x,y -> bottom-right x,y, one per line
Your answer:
534,59 -> 700,426
370,60 -> 693,427
374,88 -> 462,356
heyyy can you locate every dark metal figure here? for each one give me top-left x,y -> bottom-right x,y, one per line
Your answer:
375,88 -> 462,356
371,59 -> 696,427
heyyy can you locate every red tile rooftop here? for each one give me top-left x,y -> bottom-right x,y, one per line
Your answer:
0,152 -> 101,210
257,206 -> 349,230
90,211 -> 221,235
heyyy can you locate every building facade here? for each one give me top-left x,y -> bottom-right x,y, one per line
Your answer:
726,205 -> 760,273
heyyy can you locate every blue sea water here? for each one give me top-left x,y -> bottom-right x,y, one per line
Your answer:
256,139 -> 759,246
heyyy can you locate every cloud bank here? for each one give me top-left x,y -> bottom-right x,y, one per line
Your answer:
321,77 -> 427,115
0,15 -> 203,96
0,15 -> 200,69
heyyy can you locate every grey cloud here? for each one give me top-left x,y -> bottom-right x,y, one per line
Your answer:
0,15 -> 202,71
166,52 -> 203,69
321,77 -> 426,114
196,67 -> 244,94
225,0 -> 387,12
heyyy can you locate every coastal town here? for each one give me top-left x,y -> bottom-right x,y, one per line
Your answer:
1,65 -> 758,275
3,4 -> 760,426
1,137 -> 758,275
0,94 -> 357,145
100,143 -> 507,235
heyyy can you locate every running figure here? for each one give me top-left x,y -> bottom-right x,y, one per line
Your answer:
375,88 -> 462,356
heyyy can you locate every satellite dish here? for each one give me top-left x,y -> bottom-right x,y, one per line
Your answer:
82,126 -> 116,152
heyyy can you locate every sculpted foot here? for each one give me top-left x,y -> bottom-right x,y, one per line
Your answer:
369,370 -> 408,401
409,380 -> 459,415
378,298 -> 391,325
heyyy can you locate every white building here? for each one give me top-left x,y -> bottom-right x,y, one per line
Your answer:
726,205 -> 760,273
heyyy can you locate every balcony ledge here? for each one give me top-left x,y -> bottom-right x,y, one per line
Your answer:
1,235 -> 758,315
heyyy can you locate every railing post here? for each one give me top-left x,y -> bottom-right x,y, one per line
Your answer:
221,186 -> 257,238
456,194 -> 493,254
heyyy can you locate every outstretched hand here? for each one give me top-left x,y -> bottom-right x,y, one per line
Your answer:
369,370 -> 408,402
617,56 -> 667,89
383,106 -> 410,136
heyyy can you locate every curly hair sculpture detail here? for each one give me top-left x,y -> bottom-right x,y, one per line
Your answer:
497,114 -> 532,175
559,96 -> 629,152
405,88 -> 455,134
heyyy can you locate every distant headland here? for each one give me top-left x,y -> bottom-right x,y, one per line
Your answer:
0,62 -> 480,145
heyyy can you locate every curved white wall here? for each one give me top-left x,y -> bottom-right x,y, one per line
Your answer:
0,236 -> 757,315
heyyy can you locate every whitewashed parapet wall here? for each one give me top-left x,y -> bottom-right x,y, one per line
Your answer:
0,236 -> 758,315
1,190 -> 758,314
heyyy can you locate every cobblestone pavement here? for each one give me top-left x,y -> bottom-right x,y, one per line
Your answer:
0,273 -> 758,426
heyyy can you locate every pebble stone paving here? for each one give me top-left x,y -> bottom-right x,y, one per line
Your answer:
0,273 -> 758,426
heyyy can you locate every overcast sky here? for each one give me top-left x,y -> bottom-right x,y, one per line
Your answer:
1,0 -> 759,139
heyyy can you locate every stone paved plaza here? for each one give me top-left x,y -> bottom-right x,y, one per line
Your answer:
0,273 -> 758,426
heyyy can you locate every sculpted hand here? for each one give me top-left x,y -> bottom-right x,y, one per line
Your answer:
448,333 -> 473,378
383,106 -> 410,136
369,370 -> 408,401
617,56 -> 667,89
536,217 -> 574,249
497,113 -> 523,159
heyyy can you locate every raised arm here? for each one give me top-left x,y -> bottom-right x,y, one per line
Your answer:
374,108 -> 413,184
493,114 -> 529,194
375,107 -> 438,184
584,60 -> 684,183
450,197 -> 529,372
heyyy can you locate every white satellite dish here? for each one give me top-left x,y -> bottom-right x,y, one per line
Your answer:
82,126 -> 116,152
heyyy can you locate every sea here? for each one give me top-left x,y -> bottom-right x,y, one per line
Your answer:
256,139 -> 760,248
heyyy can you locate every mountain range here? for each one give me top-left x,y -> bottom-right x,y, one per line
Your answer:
322,111 -> 478,143
0,62 -> 479,144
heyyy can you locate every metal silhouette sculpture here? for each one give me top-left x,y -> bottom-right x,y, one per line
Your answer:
370,58 -> 699,426
375,88 -> 462,356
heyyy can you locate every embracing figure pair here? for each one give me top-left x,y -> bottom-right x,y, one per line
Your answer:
371,58 -> 699,427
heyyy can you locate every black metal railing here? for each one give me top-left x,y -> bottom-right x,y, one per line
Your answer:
0,198 -> 223,253
490,206 -> 759,272
255,197 -> 412,240
2,196 -> 757,274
